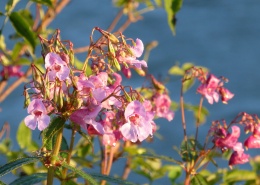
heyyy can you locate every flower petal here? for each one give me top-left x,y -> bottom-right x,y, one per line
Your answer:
37,115 -> 51,131
120,122 -> 138,142
24,115 -> 37,130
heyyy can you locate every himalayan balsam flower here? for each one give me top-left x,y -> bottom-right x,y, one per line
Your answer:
154,94 -> 174,121
24,99 -> 50,131
229,142 -> 249,167
219,87 -> 234,104
0,66 -> 24,78
244,124 -> 260,149
45,52 -> 70,81
119,100 -> 153,142
197,74 -> 220,104
214,125 -> 240,149
118,38 -> 147,70
70,104 -> 104,135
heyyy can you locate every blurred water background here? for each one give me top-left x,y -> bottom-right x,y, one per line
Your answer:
1,0 -> 260,184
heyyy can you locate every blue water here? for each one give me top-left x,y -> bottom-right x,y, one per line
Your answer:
1,0 -> 260,184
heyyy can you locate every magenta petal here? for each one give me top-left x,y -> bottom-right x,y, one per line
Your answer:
24,115 -> 37,130
131,59 -> 147,69
85,118 -> 105,134
125,100 -> 146,120
57,66 -> 70,81
93,88 -> 106,103
70,109 -> 86,125
45,53 -> 64,69
120,123 -> 138,142
132,38 -> 144,58
136,122 -> 152,142
27,99 -> 46,114
38,115 -> 51,131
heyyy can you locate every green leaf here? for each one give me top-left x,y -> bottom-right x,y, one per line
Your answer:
168,65 -> 184,76
9,173 -> 47,185
180,138 -> 198,162
164,0 -> 183,34
61,162 -> 98,185
168,62 -> 194,76
42,117 -> 66,149
11,42 -> 24,60
89,172 -> 138,185
0,35 -> 6,50
183,78 -> 194,93
5,0 -> 20,13
0,157 -> 40,177
224,169 -> 256,183
191,173 -> 208,185
184,104 -> 209,124
14,58 -> 31,66
0,181 -> 7,185
30,0 -> 53,7
9,11 -> 36,51
154,0 -> 163,7
136,153 -> 183,166
167,165 -> 182,183
16,121 -> 32,150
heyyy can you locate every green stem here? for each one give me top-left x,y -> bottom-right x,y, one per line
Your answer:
47,126 -> 64,185
195,96 -> 204,145
61,127 -> 76,184
180,83 -> 188,146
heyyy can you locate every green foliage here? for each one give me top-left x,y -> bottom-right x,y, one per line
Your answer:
42,117 -> 66,149
9,173 -> 47,185
89,173 -> 139,185
184,103 -> 209,124
0,157 -> 40,177
30,0 -> 53,7
5,0 -> 20,14
16,121 -> 38,151
9,11 -> 36,51
61,161 -> 98,185
191,173 -> 208,185
0,181 -> 7,185
223,169 -> 256,183
164,0 -> 183,34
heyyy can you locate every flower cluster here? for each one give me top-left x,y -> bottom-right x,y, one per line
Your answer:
23,29 -> 175,146
210,112 -> 260,168
197,74 -> 234,104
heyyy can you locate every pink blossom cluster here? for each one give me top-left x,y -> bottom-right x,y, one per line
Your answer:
0,52 -> 24,78
210,113 -> 260,167
197,74 -> 234,104
0,65 -> 24,78
24,33 -> 175,146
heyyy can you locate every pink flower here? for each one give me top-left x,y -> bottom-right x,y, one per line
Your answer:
70,104 -> 104,134
117,39 -> 147,70
24,99 -> 50,131
229,142 -> 249,167
214,126 -> 240,149
0,66 -> 24,78
45,52 -> 70,81
244,135 -> 260,149
153,94 -> 174,121
89,72 -> 108,88
197,74 -> 220,104
119,100 -> 153,142
219,87 -> 234,104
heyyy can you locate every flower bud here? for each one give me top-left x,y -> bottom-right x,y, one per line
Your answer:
95,27 -> 119,44
150,75 -> 165,91
135,68 -> 146,76
23,90 -> 30,108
